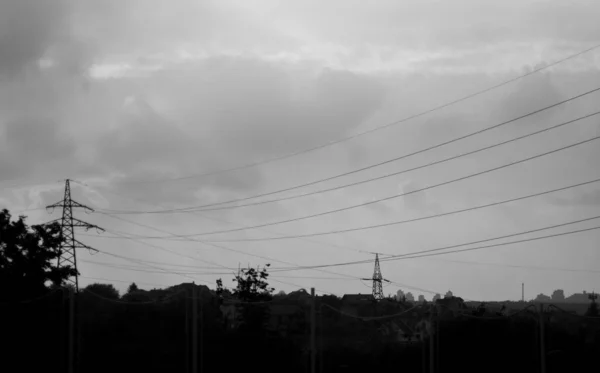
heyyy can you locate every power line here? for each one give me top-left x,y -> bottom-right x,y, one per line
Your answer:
81,260 -> 234,276
424,258 -> 600,274
113,137 -> 600,241
382,225 -> 600,262
105,228 -> 235,271
97,249 -> 215,285
264,214 -> 600,272
88,208 -> 600,292
74,181 -> 376,283
80,258 -> 235,271
112,43 -> 600,186
83,260 -> 364,280
85,182 -> 373,256
98,88 -> 600,215
79,276 -> 166,289
98,212 -> 370,283
0,179 -> 62,191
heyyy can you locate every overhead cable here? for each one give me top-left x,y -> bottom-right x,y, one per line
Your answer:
113,43 -> 600,185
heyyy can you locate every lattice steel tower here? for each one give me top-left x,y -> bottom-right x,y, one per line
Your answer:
362,253 -> 389,300
46,179 -> 104,291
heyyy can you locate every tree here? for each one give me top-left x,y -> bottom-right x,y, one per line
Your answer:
418,295 -> 426,303
231,264 -> 275,302
127,282 -> 139,294
444,290 -> 454,298
433,293 -> 441,302
0,209 -> 76,301
586,296 -> 599,317
551,289 -> 565,302
82,283 -> 120,300
397,290 -> 405,302
218,264 -> 275,334
405,292 -> 415,302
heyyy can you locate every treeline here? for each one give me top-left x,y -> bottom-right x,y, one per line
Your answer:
2,284 -> 599,373
1,209 -> 599,373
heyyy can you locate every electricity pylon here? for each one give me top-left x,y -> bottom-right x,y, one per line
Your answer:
46,179 -> 104,291
362,253 -> 390,300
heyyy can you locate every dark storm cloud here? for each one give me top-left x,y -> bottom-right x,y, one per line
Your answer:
0,0 -> 69,76
0,116 -> 76,182
79,56 -> 387,208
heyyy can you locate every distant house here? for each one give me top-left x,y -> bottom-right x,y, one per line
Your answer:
435,296 -> 469,318
396,325 -> 416,343
220,300 -> 306,335
267,304 -> 306,337
220,302 -> 238,329
342,294 -> 376,302
565,291 -> 591,304
341,293 -> 376,317
414,319 -> 431,341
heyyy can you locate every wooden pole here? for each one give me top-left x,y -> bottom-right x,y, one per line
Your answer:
200,288 -> 204,373
319,306 -> 324,373
192,285 -> 198,373
310,288 -> 316,373
429,306 -> 435,373
68,287 -> 75,373
539,303 -> 546,373
185,289 -> 190,373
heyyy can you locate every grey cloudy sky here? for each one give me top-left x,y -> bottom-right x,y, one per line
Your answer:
1,0 -> 599,301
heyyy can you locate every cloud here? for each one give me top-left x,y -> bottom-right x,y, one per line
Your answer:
0,0 -> 70,76
1,0 -> 599,301
549,188 -> 600,207
0,115 -> 77,182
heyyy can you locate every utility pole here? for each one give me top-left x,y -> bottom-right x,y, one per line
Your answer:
539,303 -> 546,373
185,290 -> 190,373
429,306 -> 435,373
310,288 -> 316,373
319,306 -> 324,373
200,287 -> 204,373
46,179 -> 104,291
192,284 -> 198,373
68,287 -> 75,373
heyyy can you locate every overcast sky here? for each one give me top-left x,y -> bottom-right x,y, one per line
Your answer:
1,0 -> 599,301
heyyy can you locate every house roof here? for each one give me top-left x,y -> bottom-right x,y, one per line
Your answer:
271,304 -> 302,315
342,294 -> 375,302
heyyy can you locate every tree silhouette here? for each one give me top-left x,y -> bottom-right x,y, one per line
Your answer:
433,293 -> 441,302
585,293 -> 599,317
405,292 -> 415,303
231,264 -> 275,302
0,209 -> 76,301
418,295 -> 426,303
82,283 -> 120,299
127,282 -> 139,294
218,264 -> 275,335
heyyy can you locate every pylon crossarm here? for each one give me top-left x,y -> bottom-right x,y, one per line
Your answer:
45,202 -> 64,214
70,218 -> 104,231
41,218 -> 62,226
73,239 -> 98,254
69,199 -> 94,212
